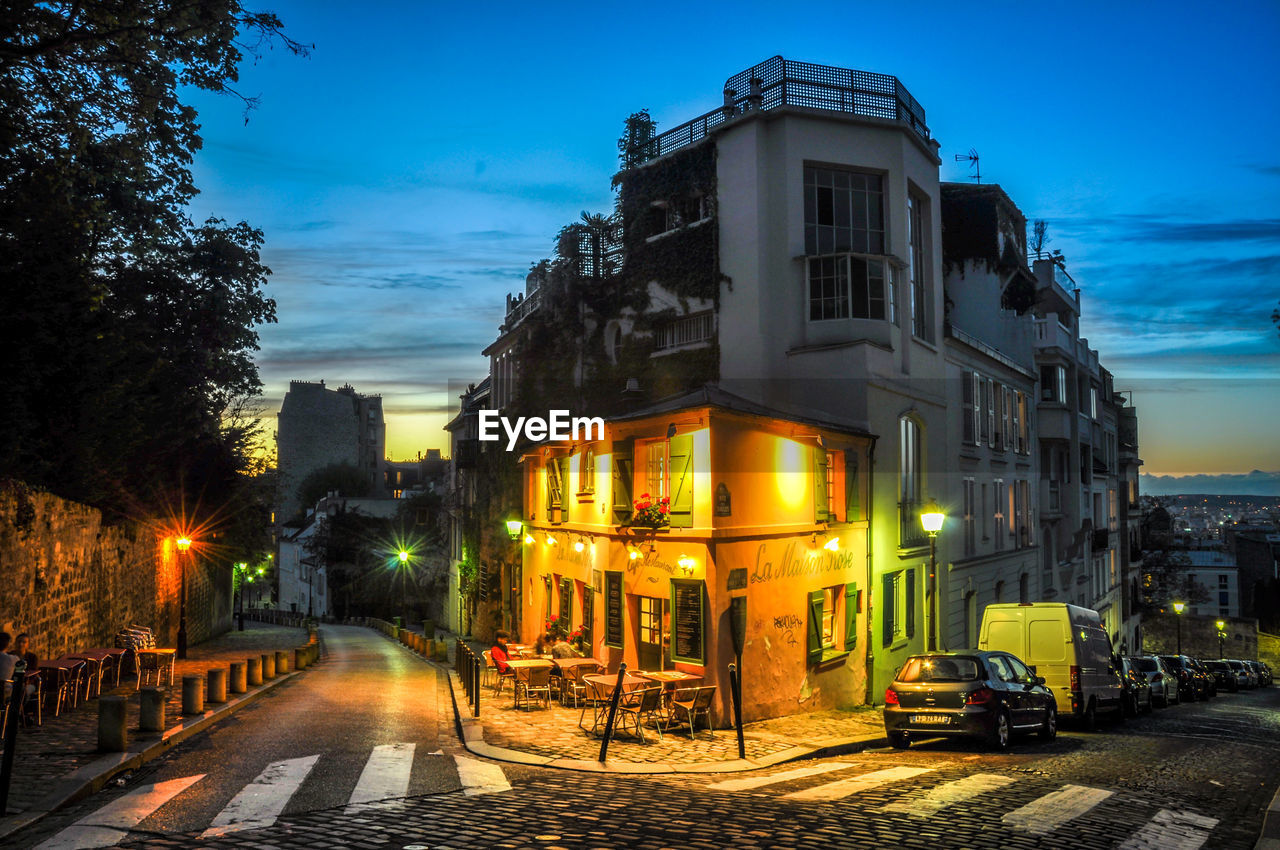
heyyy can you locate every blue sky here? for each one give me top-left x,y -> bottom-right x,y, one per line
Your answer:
184,1 -> 1280,478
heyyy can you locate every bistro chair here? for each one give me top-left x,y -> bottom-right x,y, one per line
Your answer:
514,666 -> 553,711
561,663 -> 600,708
665,685 -> 716,740
618,686 -> 665,743
579,676 -> 613,733
22,670 -> 42,727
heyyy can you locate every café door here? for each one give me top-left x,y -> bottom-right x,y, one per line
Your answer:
637,595 -> 666,671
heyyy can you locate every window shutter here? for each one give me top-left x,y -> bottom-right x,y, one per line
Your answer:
843,449 -> 860,521
546,460 -> 563,522
1013,390 -> 1023,453
813,447 -> 829,523
844,583 -> 858,650
807,589 -> 824,662
668,434 -> 693,527
979,378 -> 991,444
560,457 -> 571,513
905,568 -> 916,638
882,573 -> 895,645
559,577 -> 573,627
962,371 -> 975,445
611,440 -> 634,524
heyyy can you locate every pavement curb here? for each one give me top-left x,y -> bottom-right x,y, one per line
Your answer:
438,657 -> 886,775
1257,781 -> 1280,850
0,659 -> 316,844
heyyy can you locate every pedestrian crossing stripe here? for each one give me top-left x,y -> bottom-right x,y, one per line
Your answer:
878,773 -> 1016,816
781,765 -> 936,802
348,743 -> 416,806
202,754 -> 320,838
1001,784 -> 1114,835
33,774 -> 205,850
1118,809 -> 1218,850
707,763 -> 861,792
453,755 -> 513,796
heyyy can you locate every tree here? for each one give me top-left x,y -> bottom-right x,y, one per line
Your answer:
1140,549 -> 1209,614
0,3 -> 306,518
1029,220 -> 1049,256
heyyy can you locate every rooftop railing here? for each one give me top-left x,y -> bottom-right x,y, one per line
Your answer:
630,56 -> 931,166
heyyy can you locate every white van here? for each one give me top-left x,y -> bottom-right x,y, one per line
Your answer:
978,602 -> 1124,729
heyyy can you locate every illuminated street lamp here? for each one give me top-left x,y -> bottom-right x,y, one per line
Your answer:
1173,600 -> 1186,655
175,537 -> 192,659
235,562 -> 247,631
1216,618 -> 1226,658
920,500 -> 946,652
505,520 -> 523,541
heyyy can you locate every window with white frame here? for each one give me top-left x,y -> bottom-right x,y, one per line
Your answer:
804,166 -> 889,323
907,192 -> 932,342
963,477 -> 976,556
645,441 -> 668,500
993,479 -> 1005,552
899,417 -> 923,547
806,255 -> 887,321
578,446 -> 595,494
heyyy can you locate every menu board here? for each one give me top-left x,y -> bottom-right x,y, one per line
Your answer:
604,571 -> 623,648
671,580 -> 705,664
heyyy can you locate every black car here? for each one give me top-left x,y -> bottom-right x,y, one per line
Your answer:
1187,658 -> 1216,698
1159,655 -> 1199,701
1204,659 -> 1236,692
1118,656 -> 1154,716
883,651 -> 1057,751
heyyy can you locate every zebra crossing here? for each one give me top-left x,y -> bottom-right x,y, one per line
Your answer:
699,761 -> 1220,848
33,748 -> 509,849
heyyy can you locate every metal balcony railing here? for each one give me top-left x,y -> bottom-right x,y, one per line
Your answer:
629,57 -> 930,166
655,311 -> 715,350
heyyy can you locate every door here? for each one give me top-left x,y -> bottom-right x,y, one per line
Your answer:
637,596 -> 662,671
987,654 -> 1025,726
1004,654 -> 1044,728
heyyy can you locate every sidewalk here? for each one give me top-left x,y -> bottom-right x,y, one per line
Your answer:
430,631 -> 887,774
0,622 -> 318,840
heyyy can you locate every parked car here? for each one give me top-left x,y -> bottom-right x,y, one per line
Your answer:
1259,662 -> 1274,687
1159,655 -> 1200,701
883,651 -> 1057,751
1131,655 -> 1179,707
1245,660 -> 1271,687
1188,658 -> 1216,698
1226,659 -> 1254,689
1204,659 -> 1237,692
979,603 -> 1124,730
1118,656 -> 1154,716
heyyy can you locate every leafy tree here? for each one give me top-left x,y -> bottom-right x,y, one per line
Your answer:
1140,548 -> 1209,614
296,463 -> 373,514
0,2 -> 306,519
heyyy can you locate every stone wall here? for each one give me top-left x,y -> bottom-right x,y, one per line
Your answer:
1259,631 -> 1280,670
1141,611 -> 1258,660
0,483 -> 230,660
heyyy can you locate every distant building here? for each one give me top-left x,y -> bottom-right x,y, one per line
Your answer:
275,380 -> 387,526
1181,549 -> 1241,619
385,449 -> 448,498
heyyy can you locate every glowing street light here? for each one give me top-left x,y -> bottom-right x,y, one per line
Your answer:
920,499 -> 946,652
1216,618 -> 1227,658
399,549 -> 410,564
506,519 -> 523,540
175,536 -> 193,658
1173,601 -> 1186,655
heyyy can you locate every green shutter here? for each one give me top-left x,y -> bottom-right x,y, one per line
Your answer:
559,577 -> 573,627
905,568 -> 916,638
611,440 -> 634,524
807,589 -> 824,662
844,449 -> 860,521
560,457 -> 571,517
814,448 -> 829,523
546,460 -> 563,522
669,434 -> 693,527
844,583 -> 858,650
882,573 -> 895,645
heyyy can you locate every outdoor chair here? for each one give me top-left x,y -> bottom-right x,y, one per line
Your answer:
579,676 -> 613,733
618,686 -> 665,743
484,652 -> 515,695
514,666 -> 552,711
561,663 -> 600,708
665,685 -> 716,740
21,671 -> 42,727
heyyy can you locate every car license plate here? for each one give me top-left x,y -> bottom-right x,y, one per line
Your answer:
910,714 -> 949,725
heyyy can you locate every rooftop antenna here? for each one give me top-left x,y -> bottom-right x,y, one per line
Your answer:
954,148 -> 981,183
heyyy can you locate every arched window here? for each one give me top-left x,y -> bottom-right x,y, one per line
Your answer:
898,416 -> 923,547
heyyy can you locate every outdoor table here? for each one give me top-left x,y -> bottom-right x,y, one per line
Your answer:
581,672 -> 650,734
507,659 -> 554,709
65,653 -> 105,700
135,648 -> 176,689
75,648 -> 129,689
38,658 -> 84,715
636,670 -> 704,706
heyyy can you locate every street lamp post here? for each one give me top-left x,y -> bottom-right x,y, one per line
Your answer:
920,500 -> 946,653
1173,601 -> 1185,655
235,563 -> 246,631
1216,619 -> 1226,658
307,561 -> 314,619
175,537 -> 192,659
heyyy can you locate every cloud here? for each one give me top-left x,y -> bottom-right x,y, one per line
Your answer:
1248,164 -> 1280,178
1140,471 -> 1280,496
1058,214 -> 1280,245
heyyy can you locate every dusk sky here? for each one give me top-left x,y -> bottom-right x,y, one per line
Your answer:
183,1 -> 1280,483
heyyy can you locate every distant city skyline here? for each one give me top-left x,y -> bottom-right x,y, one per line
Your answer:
182,1 -> 1280,477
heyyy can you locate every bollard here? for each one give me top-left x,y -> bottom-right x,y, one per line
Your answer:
98,695 -> 128,752
247,656 -> 262,687
276,649 -> 290,673
139,687 -> 166,732
435,642 -> 448,662
262,653 -> 276,679
425,638 -> 435,658
598,663 -> 628,762
207,667 -> 227,704
229,661 -> 247,694
182,674 -> 204,715
294,647 -> 307,670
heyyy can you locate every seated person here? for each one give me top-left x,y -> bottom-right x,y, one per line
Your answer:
533,632 -> 553,656
490,630 -> 513,675
11,633 -> 38,673
0,633 -> 15,698
551,636 -> 581,659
